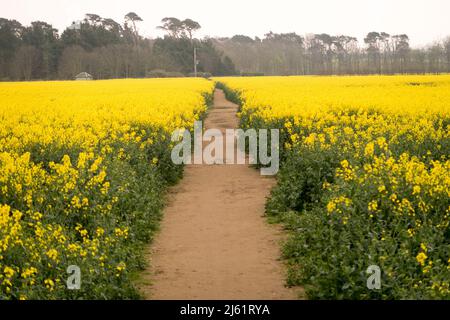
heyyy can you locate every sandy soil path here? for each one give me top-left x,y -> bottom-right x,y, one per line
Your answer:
140,89 -> 298,300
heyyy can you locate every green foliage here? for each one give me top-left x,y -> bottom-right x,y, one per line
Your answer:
153,38 -> 237,76
230,82 -> 450,299
266,146 -> 339,215
215,82 -> 242,106
146,69 -> 185,78
241,72 -> 265,77
282,159 -> 450,299
0,127 -> 182,299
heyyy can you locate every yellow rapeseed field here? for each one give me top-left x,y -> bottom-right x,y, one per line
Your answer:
0,78 -> 214,299
0,79 -> 212,153
2,74 -> 449,299
218,75 -> 450,299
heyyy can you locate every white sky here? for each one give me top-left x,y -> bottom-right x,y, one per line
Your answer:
1,0 -> 449,47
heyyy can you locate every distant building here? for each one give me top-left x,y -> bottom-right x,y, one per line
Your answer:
68,21 -> 82,30
75,72 -> 93,81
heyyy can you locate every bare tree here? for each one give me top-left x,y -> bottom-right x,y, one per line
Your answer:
444,37 -> 450,72
58,45 -> 86,79
13,45 -> 39,80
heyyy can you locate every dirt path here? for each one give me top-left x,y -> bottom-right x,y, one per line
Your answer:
140,89 -> 299,300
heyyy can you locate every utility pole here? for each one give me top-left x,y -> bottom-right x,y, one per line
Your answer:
194,47 -> 198,77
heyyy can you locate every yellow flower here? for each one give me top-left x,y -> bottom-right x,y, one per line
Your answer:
82,198 -> 89,207
364,142 -> 375,157
115,262 -> 126,276
71,196 -> 81,209
114,228 -> 129,239
45,249 -> 58,261
368,200 -> 378,212
96,227 -> 105,237
416,252 -> 427,266
420,243 -> 428,252
327,201 -> 336,213
44,279 -> 55,290
3,266 -> 15,278
21,267 -> 38,279
423,261 -> 433,274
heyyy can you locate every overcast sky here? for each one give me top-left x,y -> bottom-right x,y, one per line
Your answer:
2,0 -> 449,47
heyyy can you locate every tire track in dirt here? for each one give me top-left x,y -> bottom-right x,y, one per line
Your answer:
140,89 -> 299,300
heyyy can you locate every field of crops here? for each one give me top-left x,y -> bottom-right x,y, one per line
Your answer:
1,75 -> 449,300
217,75 -> 450,299
0,79 -> 214,299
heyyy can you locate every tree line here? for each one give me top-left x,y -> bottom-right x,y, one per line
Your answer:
1,13 -> 450,80
0,14 -> 236,81
214,32 -> 450,75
